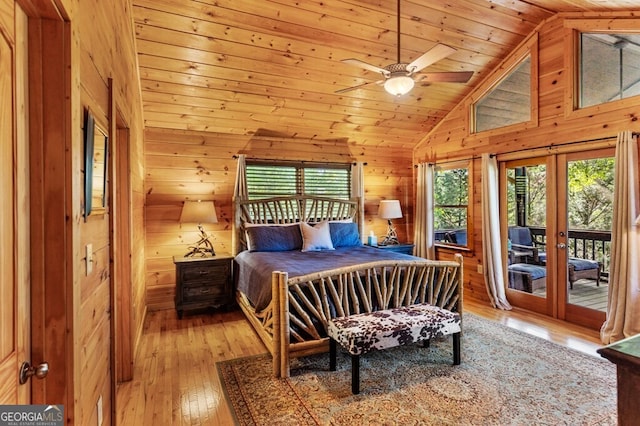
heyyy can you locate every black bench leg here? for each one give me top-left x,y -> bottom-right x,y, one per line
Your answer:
329,338 -> 337,371
351,355 -> 360,394
452,332 -> 461,365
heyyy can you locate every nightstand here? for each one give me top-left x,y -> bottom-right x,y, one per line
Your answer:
369,243 -> 415,255
173,254 -> 233,318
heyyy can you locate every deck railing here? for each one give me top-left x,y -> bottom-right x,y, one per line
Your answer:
529,226 -> 611,280
435,226 -> 612,280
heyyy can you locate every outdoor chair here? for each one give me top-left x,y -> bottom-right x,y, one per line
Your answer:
508,226 -> 545,264
444,230 -> 467,246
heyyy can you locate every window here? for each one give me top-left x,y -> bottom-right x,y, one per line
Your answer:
434,163 -> 470,247
468,33 -> 537,136
579,33 -> 640,109
246,161 -> 351,200
473,56 -> 531,133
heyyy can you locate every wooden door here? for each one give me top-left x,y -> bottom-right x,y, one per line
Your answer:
0,2 -> 30,405
557,149 -> 613,329
501,156 -> 555,317
501,147 -> 614,330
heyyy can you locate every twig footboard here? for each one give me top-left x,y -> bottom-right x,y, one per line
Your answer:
269,254 -> 464,377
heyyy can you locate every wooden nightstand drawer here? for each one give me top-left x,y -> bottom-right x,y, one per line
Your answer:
180,263 -> 229,283
173,254 -> 234,318
183,285 -> 226,301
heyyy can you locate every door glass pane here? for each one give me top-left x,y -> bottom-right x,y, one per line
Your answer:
506,164 -> 547,297
566,157 -> 614,311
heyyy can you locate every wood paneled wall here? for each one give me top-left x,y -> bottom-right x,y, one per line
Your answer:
143,128 -> 414,310
74,0 -> 145,424
414,12 -> 640,304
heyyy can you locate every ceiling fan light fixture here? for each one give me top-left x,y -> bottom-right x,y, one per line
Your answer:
384,74 -> 414,96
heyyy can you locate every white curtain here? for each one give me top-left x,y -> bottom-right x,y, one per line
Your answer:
481,154 -> 512,310
351,162 -> 365,238
414,163 -> 435,259
234,154 -> 248,201
600,131 -> 640,344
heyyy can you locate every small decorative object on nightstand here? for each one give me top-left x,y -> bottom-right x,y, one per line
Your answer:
378,200 -> 403,245
173,254 -> 233,318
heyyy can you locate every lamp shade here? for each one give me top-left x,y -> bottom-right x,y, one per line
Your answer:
384,75 -> 414,96
179,200 -> 218,224
378,200 -> 403,219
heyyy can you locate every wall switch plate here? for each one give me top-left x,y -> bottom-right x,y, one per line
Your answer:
86,244 -> 93,276
477,264 -> 483,274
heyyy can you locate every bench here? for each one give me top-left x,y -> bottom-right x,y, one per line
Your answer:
327,303 -> 462,394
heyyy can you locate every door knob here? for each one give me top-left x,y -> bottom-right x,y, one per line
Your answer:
557,243 -> 566,249
19,361 -> 49,384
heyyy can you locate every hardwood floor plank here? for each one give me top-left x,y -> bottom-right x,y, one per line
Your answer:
116,302 -> 604,425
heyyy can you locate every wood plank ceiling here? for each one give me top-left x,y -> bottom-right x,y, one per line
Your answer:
132,0 -> 638,150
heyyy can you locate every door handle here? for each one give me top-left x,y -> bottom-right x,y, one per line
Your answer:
19,361 -> 49,384
557,243 -> 566,249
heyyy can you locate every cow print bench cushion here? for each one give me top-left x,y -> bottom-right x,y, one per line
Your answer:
327,303 -> 461,356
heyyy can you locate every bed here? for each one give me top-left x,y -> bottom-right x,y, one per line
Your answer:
233,195 -> 464,377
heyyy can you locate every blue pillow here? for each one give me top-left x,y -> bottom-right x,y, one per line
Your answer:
329,222 -> 362,248
246,224 -> 302,252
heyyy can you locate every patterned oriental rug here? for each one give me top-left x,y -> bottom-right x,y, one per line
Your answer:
217,313 -> 617,425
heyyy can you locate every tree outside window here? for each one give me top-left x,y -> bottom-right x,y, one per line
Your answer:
434,165 -> 469,246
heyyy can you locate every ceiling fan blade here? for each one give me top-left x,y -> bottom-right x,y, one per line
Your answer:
335,80 -> 384,94
417,71 -> 473,83
407,44 -> 457,73
341,58 -> 388,75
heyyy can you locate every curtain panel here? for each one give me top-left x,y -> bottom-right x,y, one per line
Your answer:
414,163 -> 435,259
481,154 -> 512,310
600,131 -> 640,343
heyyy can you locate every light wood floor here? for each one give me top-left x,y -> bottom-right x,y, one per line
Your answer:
115,299 -> 605,426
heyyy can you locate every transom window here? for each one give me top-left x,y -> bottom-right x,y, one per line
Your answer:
579,33 -> 640,109
434,163 -> 470,247
246,161 -> 351,200
473,56 -> 531,133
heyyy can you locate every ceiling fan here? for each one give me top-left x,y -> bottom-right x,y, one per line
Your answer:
336,0 -> 473,96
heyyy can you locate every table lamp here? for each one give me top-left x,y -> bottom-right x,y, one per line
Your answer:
179,200 -> 218,257
378,200 -> 402,245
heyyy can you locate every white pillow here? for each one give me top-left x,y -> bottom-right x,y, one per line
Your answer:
300,221 -> 335,252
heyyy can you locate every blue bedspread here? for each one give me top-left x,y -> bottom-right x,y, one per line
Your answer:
235,246 -> 419,311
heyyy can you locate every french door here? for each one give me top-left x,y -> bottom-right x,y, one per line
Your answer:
500,148 -> 614,329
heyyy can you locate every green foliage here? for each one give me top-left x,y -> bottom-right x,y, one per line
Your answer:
506,158 -> 614,232
434,167 -> 468,230
567,158 -> 614,230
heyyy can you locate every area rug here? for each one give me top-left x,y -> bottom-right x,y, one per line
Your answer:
217,313 -> 617,425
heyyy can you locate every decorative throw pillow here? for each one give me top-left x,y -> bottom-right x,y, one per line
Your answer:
329,222 -> 362,247
245,224 -> 303,252
300,221 -> 335,252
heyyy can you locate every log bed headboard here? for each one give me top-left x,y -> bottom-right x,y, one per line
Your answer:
233,195 -> 363,255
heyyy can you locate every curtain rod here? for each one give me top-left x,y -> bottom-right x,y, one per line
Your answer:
232,155 -> 367,166
420,132 -> 639,166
